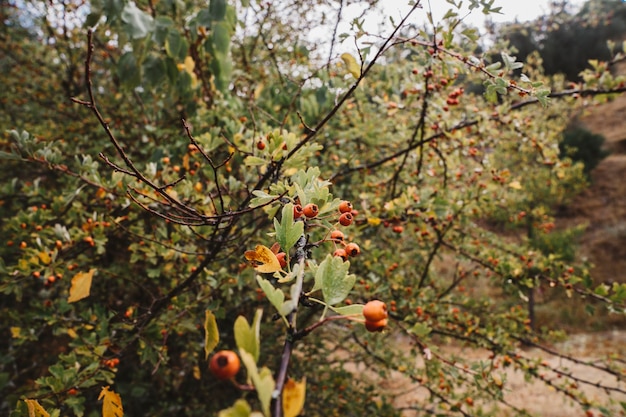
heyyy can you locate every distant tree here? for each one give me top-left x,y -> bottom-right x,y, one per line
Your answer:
497,0 -> 626,81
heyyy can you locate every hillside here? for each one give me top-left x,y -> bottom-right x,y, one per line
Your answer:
561,91 -> 626,287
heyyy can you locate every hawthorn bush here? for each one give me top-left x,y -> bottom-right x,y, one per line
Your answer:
2,0 -> 626,416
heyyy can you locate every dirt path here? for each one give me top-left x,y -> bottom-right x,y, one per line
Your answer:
367,331 -> 626,417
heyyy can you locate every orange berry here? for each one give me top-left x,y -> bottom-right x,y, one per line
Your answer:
338,200 -> 353,213
392,225 -> 404,233
344,242 -> 360,257
256,141 -> 266,150
293,204 -> 304,219
19,241 -> 27,249
333,248 -> 348,261
330,230 -> 345,241
363,300 -> 388,322
209,350 -> 241,380
67,388 -> 78,396
338,212 -> 353,226
55,240 -> 63,249
365,318 -> 387,332
302,203 -> 319,218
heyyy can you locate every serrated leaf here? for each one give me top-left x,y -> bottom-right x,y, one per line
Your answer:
240,351 -> 274,417
245,245 -> 282,273
234,310 -> 262,362
98,386 -> 124,417
68,269 -> 95,303
256,276 -> 285,315
317,254 -> 355,306
24,399 -> 50,417
283,378 -> 306,417
274,204 -> 304,253
409,323 -> 431,338
340,53 -> 360,79
121,2 -> 154,39
204,310 -> 219,360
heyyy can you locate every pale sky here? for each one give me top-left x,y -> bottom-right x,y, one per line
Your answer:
321,0 -> 587,56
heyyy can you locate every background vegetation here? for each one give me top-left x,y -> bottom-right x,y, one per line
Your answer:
1,0 -> 626,416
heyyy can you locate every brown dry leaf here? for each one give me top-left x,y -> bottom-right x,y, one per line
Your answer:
68,269 -> 96,303
24,399 -> 50,417
282,377 -> 306,417
99,386 -> 124,417
244,245 -> 282,273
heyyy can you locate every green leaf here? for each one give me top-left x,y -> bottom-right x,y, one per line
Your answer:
329,304 -> 364,317
234,310 -> 262,362
121,2 -> 154,39
217,399 -> 252,417
204,310 -> 219,360
212,21 -> 232,55
142,55 -> 166,87
165,30 -> 183,59
244,156 -> 267,167
256,276 -> 285,315
317,254 -> 355,306
239,351 -> 275,417
274,203 -> 304,253
117,52 -> 141,88
209,0 -> 227,21
409,323 -> 431,338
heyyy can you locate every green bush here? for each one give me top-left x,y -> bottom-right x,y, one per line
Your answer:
559,126 -> 610,175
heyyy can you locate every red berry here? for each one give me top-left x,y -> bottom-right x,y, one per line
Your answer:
330,230 -> 345,241
365,318 -> 388,332
209,350 -> 241,380
293,204 -> 304,219
338,212 -> 353,226
256,141 -> 266,150
333,248 -> 348,261
338,200 -> 353,213
345,242 -> 360,257
276,252 -> 287,268
302,203 -> 319,218
392,225 -> 404,233
363,300 -> 388,322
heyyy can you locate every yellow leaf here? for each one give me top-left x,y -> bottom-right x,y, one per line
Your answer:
508,180 -> 522,190
193,365 -> 201,380
10,327 -> 21,338
68,269 -> 96,303
204,310 -> 219,360
38,251 -> 51,265
67,328 -> 78,339
99,386 -> 124,417
24,399 -> 50,417
340,53 -> 360,79
244,245 -> 282,273
367,217 -> 381,226
283,377 -> 306,417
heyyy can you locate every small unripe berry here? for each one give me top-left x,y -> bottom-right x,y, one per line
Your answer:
302,203 -> 319,218
338,212 -> 353,226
